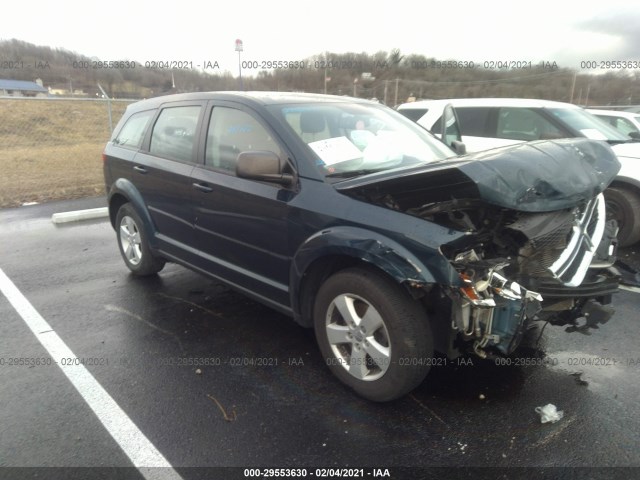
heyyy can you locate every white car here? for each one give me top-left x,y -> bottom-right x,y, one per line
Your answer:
397,98 -> 640,246
587,109 -> 640,140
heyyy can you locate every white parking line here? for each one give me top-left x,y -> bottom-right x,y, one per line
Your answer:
0,268 -> 183,480
620,285 -> 640,294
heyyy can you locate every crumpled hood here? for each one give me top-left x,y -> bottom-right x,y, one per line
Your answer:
336,138 -> 620,212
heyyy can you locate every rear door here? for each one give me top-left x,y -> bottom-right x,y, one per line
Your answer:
131,101 -> 205,253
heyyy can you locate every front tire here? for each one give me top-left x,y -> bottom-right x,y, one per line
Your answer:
605,186 -> 640,247
313,267 -> 433,402
115,203 -> 165,276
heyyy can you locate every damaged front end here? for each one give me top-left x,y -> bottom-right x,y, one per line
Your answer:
445,176 -> 623,356
338,138 -> 622,358
442,192 -> 619,356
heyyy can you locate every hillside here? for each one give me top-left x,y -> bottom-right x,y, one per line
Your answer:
1,38 -> 639,105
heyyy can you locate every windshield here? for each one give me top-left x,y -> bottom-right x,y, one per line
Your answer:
548,107 -> 630,142
268,102 -> 454,178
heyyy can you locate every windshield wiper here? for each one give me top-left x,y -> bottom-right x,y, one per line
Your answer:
325,168 -> 386,179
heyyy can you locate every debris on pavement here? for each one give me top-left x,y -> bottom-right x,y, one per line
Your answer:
535,403 -> 564,423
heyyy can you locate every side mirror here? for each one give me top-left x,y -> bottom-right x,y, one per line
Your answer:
451,140 -> 467,155
628,131 -> 640,140
236,151 -> 294,186
441,103 -> 463,149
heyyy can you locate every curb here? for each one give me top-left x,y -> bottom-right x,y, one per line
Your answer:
51,207 -> 109,224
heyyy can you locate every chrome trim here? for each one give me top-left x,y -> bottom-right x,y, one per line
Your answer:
549,194 -> 606,287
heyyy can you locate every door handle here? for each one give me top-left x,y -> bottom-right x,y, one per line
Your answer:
133,165 -> 147,174
192,182 -> 213,193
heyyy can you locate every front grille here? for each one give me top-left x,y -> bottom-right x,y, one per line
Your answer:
524,222 -> 572,276
548,194 -> 606,287
509,209 -> 575,277
529,222 -> 572,250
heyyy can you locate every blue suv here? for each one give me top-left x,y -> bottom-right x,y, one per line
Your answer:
104,92 -> 620,401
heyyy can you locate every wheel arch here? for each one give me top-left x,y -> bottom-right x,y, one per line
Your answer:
609,176 -> 640,193
290,227 -> 442,327
107,179 -> 158,248
605,178 -> 640,246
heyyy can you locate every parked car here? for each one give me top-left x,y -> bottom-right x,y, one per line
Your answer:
397,98 -> 640,246
587,109 -> 640,140
104,92 -> 620,401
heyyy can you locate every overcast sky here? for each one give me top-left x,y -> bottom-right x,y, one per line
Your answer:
2,0 -> 640,74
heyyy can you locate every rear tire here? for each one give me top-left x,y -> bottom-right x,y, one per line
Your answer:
313,267 -> 433,402
605,186 -> 640,247
115,203 -> 165,276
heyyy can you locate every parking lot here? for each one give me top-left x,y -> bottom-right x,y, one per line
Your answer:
1,197 -> 639,479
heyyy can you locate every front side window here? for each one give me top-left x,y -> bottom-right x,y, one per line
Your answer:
604,116 -> 639,137
113,110 -> 154,149
496,108 -> 564,141
149,106 -> 201,162
548,108 -> 629,142
205,107 -> 281,173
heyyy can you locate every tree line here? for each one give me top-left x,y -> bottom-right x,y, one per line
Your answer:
1,39 -> 638,106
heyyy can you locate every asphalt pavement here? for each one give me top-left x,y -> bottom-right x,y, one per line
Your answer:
1,197 -> 639,480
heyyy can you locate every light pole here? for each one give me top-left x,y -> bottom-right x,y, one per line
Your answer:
235,39 -> 243,90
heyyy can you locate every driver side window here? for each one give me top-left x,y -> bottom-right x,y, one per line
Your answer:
206,107 -> 281,174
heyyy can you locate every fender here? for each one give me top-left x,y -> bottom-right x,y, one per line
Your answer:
289,225 -> 458,318
108,178 -> 159,249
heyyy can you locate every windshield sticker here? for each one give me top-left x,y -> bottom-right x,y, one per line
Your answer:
308,137 -> 363,165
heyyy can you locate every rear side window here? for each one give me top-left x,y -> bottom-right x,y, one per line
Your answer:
456,107 -> 492,137
150,106 -> 202,163
113,110 -> 154,149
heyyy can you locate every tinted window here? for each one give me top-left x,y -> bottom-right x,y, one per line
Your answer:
398,108 -> 428,122
596,115 -> 617,128
496,107 -> 564,141
149,106 -> 201,162
456,107 -> 492,137
205,107 -> 281,173
113,110 -> 154,149
598,115 -> 639,136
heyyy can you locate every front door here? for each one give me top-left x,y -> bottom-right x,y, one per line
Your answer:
190,103 -> 296,308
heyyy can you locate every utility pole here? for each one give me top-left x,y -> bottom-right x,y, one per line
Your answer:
235,39 -> 244,90
584,83 -> 591,106
569,71 -> 577,104
383,80 -> 388,105
323,52 -> 328,94
394,78 -> 399,106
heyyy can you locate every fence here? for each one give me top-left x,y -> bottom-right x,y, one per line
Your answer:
0,96 -> 133,208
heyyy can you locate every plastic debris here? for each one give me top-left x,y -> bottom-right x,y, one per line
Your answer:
535,403 -> 564,423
